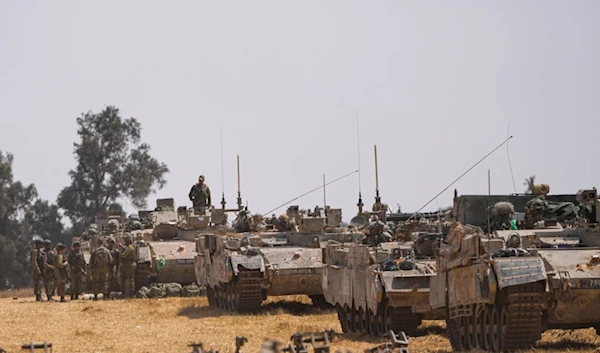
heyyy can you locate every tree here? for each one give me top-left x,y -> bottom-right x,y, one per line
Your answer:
524,175 -> 536,194
57,106 -> 169,233
0,151 -> 65,289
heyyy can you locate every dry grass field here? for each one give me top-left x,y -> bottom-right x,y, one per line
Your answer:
1,292 -> 600,353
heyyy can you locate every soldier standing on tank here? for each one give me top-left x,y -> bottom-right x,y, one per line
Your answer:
43,239 -> 57,301
89,238 -> 113,300
189,175 -> 211,213
119,234 -> 136,298
31,239 -> 45,301
106,236 -> 120,297
54,243 -> 69,302
68,242 -> 87,300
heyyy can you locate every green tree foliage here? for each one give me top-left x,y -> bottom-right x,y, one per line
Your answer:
57,106 -> 169,233
0,151 -> 64,289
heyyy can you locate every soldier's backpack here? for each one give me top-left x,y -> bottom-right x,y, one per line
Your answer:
93,248 -> 110,267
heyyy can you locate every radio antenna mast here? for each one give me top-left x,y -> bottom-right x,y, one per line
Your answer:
236,155 -> 243,210
407,135 -> 514,223
263,170 -> 358,216
356,111 -> 364,214
507,122 -> 517,194
220,126 -> 226,209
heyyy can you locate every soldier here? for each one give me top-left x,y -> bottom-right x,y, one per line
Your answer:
68,242 -> 87,300
31,238 -> 45,301
43,239 -> 57,301
188,175 -> 211,212
106,236 -> 120,296
54,243 -> 69,302
89,238 -> 113,300
119,234 -> 137,298
364,215 -> 392,246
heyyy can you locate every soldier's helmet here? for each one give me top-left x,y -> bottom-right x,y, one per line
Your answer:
108,219 -> 120,229
57,243 -> 66,250
198,175 -> 205,181
34,238 -> 44,245
107,236 -> 116,244
73,241 -> 81,247
124,234 -> 133,243
44,239 -> 52,245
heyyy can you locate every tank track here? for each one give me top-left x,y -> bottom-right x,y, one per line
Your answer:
208,270 -> 264,313
134,262 -> 151,291
336,300 -> 422,337
446,281 -> 545,352
501,282 -> 545,350
388,307 -> 423,337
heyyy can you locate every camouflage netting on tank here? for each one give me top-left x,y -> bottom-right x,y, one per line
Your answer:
136,283 -> 203,299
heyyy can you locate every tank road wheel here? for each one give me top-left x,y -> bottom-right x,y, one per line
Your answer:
206,286 -> 215,307
482,306 -> 491,351
218,285 -> 226,309
446,317 -> 464,352
466,308 -> 477,350
499,305 -> 508,349
355,306 -> 365,333
458,316 -> 469,350
489,306 -> 501,352
349,304 -> 357,333
475,308 -> 485,349
226,284 -> 233,310
336,305 -> 349,333
367,308 -> 377,335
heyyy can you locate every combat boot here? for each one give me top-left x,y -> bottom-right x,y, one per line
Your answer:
103,294 -> 110,300
47,296 -> 54,302
35,294 -> 42,302
60,296 -> 66,302
70,294 -> 75,300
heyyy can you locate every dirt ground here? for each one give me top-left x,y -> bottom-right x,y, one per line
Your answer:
1,294 -> 600,353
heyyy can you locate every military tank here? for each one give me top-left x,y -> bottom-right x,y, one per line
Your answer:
322,224 -> 444,337
429,184 -> 600,352
195,205 -> 361,312
491,188 -> 600,335
132,198 -> 234,286
431,221 -> 548,352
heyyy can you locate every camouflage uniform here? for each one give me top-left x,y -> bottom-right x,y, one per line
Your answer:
89,241 -> 113,300
189,175 -> 211,212
54,244 -> 69,302
68,243 -> 87,300
43,239 -> 57,300
31,239 -> 45,301
119,235 -> 137,298
107,237 -> 120,294
364,216 -> 392,246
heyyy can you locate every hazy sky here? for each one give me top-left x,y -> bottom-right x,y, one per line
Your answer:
1,1 -> 599,220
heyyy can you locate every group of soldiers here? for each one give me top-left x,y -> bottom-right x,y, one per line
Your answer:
30,233 -> 138,302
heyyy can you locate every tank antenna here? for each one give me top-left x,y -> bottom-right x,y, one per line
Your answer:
236,155 -> 243,210
323,173 -> 327,211
507,122 -> 517,194
356,111 -> 364,214
220,126 -> 226,210
263,169 -> 358,216
407,135 -> 514,223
